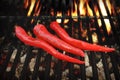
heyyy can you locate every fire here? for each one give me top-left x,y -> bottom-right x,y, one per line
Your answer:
24,0 -> 41,16
24,0 -> 113,36
106,0 -> 112,14
79,0 -> 86,16
87,2 -> 93,16
56,12 -> 62,23
33,0 -> 41,16
24,0 -> 29,9
27,0 -> 36,16
98,0 -> 112,35
92,32 -> 98,44
72,0 -> 78,21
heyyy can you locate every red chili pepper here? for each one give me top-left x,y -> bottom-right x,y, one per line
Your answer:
50,21 -> 115,52
15,26 -> 84,64
33,24 -> 85,57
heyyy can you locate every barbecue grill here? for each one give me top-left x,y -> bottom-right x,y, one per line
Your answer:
0,0 -> 120,80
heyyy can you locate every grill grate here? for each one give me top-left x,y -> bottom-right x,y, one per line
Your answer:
0,16 -> 120,80
0,0 -> 120,80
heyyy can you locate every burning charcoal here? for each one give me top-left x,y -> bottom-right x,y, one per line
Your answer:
110,73 -> 115,80
85,53 -> 90,66
74,64 -> 80,69
29,58 -> 36,72
20,53 -> 27,63
50,68 -> 54,76
62,69 -> 69,80
86,66 -> 93,77
97,59 -> 105,80
39,66 -> 45,71
108,62 -> 112,70
6,63 -> 12,72
15,64 -> 24,78
96,59 -> 103,69
10,49 -> 17,63
98,68 -> 105,80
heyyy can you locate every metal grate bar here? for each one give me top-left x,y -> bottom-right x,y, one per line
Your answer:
103,0 -> 120,45
95,0 -> 109,37
44,54 -> 52,80
109,53 -> 120,79
77,19 -> 86,80
103,1 -> 120,79
19,46 -> 33,80
8,45 -> 21,80
0,44 -> 13,79
54,60 -> 62,80
32,49 -> 42,80
67,19 -> 74,80
86,17 -> 99,80
90,1 -> 112,80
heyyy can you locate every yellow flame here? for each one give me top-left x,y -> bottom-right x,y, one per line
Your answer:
87,2 -> 93,16
72,1 -> 78,17
64,19 -> 69,24
72,1 -> 78,21
98,0 -> 112,35
56,12 -> 62,23
92,32 -> 98,43
106,0 -> 112,14
99,0 -> 107,16
104,19 -> 111,34
63,11 -> 70,24
79,0 -> 86,16
27,0 -> 36,16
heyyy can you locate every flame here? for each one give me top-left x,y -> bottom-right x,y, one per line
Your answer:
72,0 -> 78,21
33,0 -> 41,16
79,0 -> 86,16
106,0 -> 112,14
24,0 -> 41,16
98,0 -> 112,35
56,12 -> 62,23
64,19 -> 69,24
24,0 -> 29,9
27,0 -> 36,16
92,32 -> 98,43
72,1 -> 78,17
86,2 -> 93,16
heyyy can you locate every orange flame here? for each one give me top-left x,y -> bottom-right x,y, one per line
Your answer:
33,0 -> 41,16
24,0 -> 29,9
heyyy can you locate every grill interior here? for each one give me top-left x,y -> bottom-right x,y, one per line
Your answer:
0,0 -> 120,80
